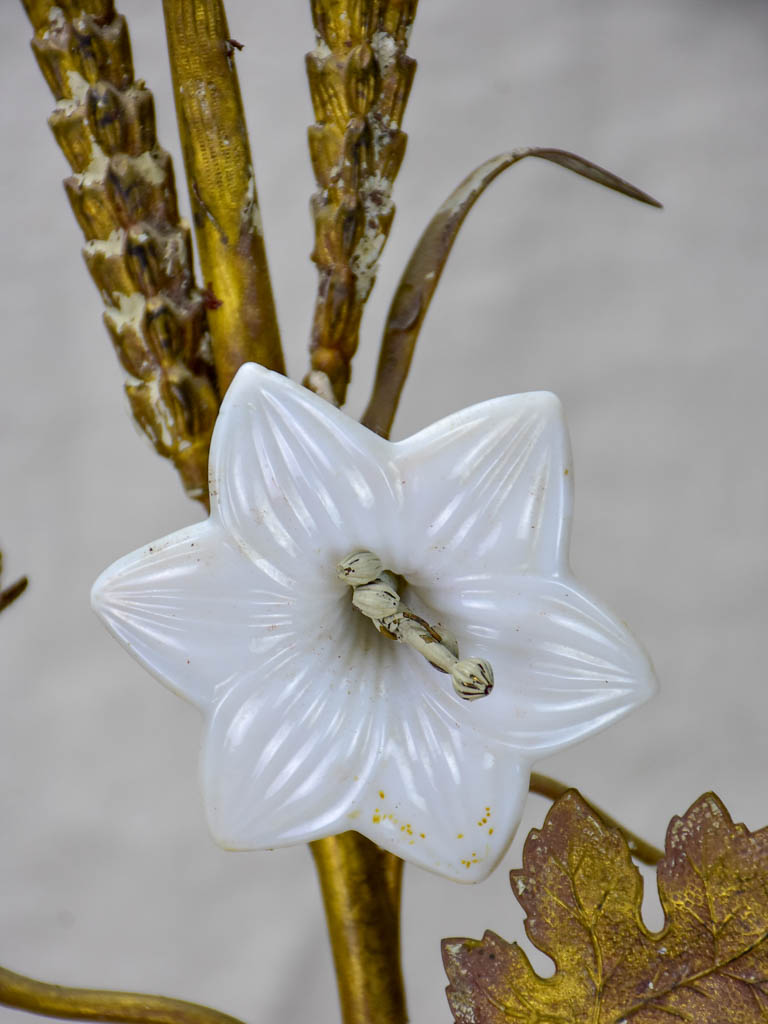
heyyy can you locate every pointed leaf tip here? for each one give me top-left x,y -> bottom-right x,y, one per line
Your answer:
526,147 -> 663,207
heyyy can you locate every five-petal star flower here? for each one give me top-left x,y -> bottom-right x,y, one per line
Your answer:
92,364 -> 656,882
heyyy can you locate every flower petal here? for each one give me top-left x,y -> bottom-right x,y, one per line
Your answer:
92,364 -> 658,882
209,365 -> 404,578
417,573 -> 657,755
392,391 -> 571,581
91,522 -> 293,710
201,628 -> 388,847
351,692 -> 529,882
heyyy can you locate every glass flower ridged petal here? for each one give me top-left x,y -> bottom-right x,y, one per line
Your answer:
91,364 -> 657,882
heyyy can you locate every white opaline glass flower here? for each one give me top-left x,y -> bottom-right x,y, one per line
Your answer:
92,364 -> 656,882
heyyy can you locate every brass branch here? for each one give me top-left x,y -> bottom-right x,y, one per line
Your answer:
22,0 -> 219,504
0,964 -> 245,1024
163,1 -> 285,393
304,0 -> 419,406
310,834 -> 406,1024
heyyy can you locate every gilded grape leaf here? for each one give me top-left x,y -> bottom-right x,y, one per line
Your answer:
443,791 -> 768,1023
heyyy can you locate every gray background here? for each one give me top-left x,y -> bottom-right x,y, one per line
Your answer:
1,2 -> 767,1021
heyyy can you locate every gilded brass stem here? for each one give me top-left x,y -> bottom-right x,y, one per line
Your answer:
530,772 -> 663,865
163,0 -> 285,393
0,964 -> 244,1024
310,833 -> 407,1024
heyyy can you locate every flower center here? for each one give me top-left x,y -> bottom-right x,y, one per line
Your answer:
336,551 -> 494,701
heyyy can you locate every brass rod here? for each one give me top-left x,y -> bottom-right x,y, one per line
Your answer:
162,0 -> 285,393
310,833 -> 407,1024
0,964 -> 244,1024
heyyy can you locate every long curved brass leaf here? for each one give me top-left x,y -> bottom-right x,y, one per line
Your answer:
0,964 -> 245,1024
361,147 -> 662,438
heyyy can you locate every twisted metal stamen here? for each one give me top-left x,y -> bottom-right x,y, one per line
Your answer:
337,551 -> 494,701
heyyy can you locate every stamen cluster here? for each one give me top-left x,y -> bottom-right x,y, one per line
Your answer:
337,551 -> 494,701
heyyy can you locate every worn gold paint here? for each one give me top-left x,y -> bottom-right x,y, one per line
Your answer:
162,0 -> 284,392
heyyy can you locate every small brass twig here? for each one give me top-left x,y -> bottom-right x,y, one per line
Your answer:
0,577 -> 28,614
0,964 -> 245,1024
0,551 -> 27,614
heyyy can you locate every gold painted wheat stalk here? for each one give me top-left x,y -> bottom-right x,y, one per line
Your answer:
304,0 -> 418,405
23,0 -> 219,502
